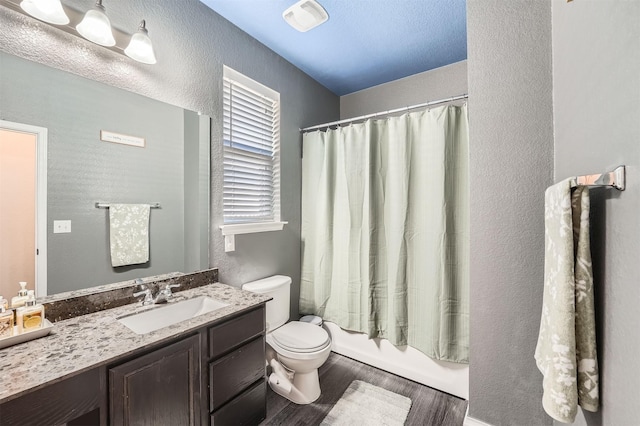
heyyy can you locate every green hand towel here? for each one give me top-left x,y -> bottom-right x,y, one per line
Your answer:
535,179 -> 599,423
109,203 -> 151,267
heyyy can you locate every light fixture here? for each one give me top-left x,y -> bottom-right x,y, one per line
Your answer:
76,0 -> 115,47
5,0 -> 157,64
282,0 -> 328,33
124,20 -> 156,65
19,0 -> 69,25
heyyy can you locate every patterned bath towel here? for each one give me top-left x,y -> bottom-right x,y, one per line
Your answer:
109,204 -> 151,267
535,179 -> 598,423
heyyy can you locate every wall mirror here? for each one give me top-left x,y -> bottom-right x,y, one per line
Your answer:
0,51 -> 210,297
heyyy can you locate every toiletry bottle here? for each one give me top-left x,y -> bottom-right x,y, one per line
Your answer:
11,282 -> 29,308
0,295 -> 8,311
0,298 -> 13,338
0,295 -> 11,325
19,290 -> 44,332
15,305 -> 24,334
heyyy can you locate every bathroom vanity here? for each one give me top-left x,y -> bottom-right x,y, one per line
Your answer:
0,277 -> 270,426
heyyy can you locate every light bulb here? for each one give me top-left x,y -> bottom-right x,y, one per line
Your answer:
124,20 -> 157,65
20,0 -> 70,25
76,0 -> 115,47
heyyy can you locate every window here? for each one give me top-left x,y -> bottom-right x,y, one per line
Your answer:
220,66 -> 285,243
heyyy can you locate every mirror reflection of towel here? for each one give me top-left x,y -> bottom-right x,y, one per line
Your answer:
109,204 -> 150,267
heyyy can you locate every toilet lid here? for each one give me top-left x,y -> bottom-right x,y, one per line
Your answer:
271,322 -> 330,353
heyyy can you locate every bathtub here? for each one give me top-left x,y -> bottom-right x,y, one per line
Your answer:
323,321 -> 469,399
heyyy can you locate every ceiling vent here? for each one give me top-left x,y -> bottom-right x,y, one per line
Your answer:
282,0 -> 328,32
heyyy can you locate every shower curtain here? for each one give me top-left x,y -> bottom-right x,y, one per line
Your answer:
300,104 -> 469,363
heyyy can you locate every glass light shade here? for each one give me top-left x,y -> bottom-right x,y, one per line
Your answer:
124,21 -> 157,65
76,1 -> 115,47
20,0 -> 70,25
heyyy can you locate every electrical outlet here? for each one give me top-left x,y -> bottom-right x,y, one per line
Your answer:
53,220 -> 71,233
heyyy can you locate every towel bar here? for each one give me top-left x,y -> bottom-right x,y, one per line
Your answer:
570,165 -> 625,191
95,202 -> 161,209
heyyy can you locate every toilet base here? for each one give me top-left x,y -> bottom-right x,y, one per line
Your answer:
268,359 -> 321,405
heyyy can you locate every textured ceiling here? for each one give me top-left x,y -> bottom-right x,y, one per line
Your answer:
199,0 -> 467,96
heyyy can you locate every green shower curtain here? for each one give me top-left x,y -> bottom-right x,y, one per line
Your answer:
300,104 -> 469,363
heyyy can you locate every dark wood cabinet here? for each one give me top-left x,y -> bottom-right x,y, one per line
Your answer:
208,307 -> 264,358
210,336 -> 265,410
109,334 -> 201,426
208,306 -> 266,425
0,304 -> 266,426
0,368 -> 106,426
211,380 -> 267,426
107,305 -> 266,426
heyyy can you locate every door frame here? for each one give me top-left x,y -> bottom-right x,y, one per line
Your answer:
0,120 -> 48,296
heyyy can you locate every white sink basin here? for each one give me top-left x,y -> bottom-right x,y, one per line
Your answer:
118,296 -> 229,334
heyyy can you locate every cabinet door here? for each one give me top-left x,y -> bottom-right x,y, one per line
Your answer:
110,334 -> 200,426
0,368 -> 105,426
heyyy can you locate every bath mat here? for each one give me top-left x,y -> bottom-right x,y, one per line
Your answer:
320,380 -> 412,426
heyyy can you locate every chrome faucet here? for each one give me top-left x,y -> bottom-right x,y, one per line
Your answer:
154,283 -> 180,304
133,285 -> 155,306
159,283 -> 180,299
133,283 -> 181,306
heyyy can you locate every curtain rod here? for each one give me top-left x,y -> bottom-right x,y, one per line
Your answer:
300,94 -> 468,133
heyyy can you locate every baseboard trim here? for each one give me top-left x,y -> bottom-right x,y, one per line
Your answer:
464,416 -> 494,426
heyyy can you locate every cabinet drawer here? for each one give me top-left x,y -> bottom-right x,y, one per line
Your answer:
211,379 -> 266,426
209,306 -> 264,358
209,336 -> 265,411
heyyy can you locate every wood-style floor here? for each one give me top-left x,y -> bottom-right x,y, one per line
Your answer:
260,353 -> 468,426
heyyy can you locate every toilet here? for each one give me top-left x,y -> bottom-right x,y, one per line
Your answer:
242,275 -> 331,405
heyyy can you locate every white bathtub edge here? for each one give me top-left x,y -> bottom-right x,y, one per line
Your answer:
324,321 -> 469,400
464,416 -> 494,426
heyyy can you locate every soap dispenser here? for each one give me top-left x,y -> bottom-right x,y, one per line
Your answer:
11,282 -> 29,308
18,290 -> 44,332
0,297 -> 13,338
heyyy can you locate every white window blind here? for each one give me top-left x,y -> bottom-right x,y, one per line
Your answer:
223,69 -> 281,225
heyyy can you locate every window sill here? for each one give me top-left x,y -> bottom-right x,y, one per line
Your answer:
220,221 -> 287,236
219,221 -> 288,252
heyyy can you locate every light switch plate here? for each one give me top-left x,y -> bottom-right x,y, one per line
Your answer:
53,220 -> 71,233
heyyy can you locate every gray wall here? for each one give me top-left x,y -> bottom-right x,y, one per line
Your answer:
0,0 -> 339,309
553,1 -> 640,425
467,1 -> 554,425
339,60 -> 468,119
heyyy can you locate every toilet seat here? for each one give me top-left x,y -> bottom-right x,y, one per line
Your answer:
268,322 -> 330,358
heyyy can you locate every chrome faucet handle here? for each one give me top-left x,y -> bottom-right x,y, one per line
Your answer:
160,283 -> 180,298
133,288 -> 154,305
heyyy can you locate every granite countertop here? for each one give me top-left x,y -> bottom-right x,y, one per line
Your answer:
37,272 -> 185,305
0,282 -> 270,404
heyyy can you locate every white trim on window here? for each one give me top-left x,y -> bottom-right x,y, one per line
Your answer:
220,221 -> 287,236
220,66 -> 284,251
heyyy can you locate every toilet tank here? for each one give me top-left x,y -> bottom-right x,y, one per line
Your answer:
242,275 -> 291,331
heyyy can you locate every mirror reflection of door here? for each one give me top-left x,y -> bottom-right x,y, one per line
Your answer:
0,121 -> 47,299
